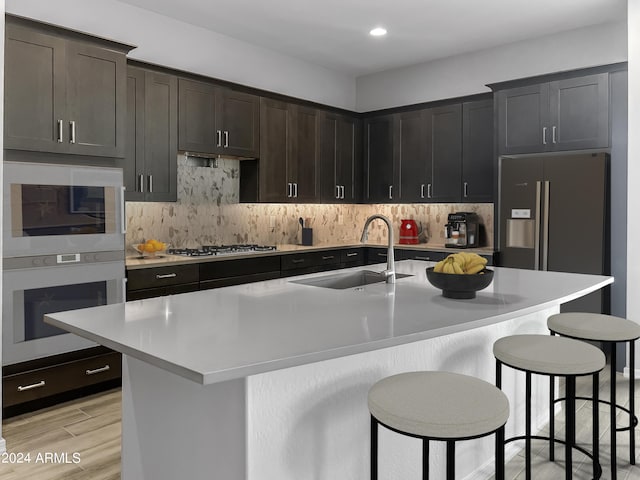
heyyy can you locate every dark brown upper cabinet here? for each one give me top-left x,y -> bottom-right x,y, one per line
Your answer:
496,73 -> 609,155
4,20 -> 130,158
364,114 -> 396,202
178,78 -> 259,158
320,112 -> 361,203
462,99 -> 494,203
124,66 -> 178,202
258,98 -> 320,203
428,104 -> 462,202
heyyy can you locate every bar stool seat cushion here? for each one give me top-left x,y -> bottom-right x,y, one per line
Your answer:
368,371 -> 509,439
494,334 -> 605,375
548,313 -> 640,342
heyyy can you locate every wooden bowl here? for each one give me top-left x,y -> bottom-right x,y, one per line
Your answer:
426,267 -> 494,299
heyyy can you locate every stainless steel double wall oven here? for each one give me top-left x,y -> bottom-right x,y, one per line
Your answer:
3,161 -> 126,365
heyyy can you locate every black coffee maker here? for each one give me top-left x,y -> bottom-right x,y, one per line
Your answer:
444,212 -> 480,248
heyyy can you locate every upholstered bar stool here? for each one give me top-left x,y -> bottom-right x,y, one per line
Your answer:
548,312 -> 640,480
368,371 -> 509,480
493,335 -> 605,480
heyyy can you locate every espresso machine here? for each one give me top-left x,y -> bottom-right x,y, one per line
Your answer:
444,212 -> 480,248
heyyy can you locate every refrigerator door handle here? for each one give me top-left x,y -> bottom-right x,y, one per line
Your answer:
534,181 -> 542,270
542,181 -> 550,271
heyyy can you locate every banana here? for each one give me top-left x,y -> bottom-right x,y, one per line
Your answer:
452,261 -> 464,274
443,261 -> 454,274
465,263 -> 485,274
433,260 -> 445,273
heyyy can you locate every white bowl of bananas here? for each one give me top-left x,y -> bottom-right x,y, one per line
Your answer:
426,252 -> 493,299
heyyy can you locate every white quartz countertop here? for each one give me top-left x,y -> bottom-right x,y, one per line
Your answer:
46,261 -> 612,385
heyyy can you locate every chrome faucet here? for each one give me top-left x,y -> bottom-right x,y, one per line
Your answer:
360,214 -> 395,284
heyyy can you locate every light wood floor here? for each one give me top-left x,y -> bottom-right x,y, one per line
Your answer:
0,368 -> 637,479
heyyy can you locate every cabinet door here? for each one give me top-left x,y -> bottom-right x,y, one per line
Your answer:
430,104 -> 462,202
550,74 -> 609,151
143,72 -> 177,202
462,99 -> 494,203
124,67 -> 146,201
178,79 -> 217,153
291,106 -> 320,202
320,113 -> 339,202
4,24 -> 67,153
336,115 -> 360,202
259,98 -> 290,202
66,41 -> 127,157
497,84 -> 549,154
398,109 -> 430,202
365,115 -> 395,202
216,89 -> 260,158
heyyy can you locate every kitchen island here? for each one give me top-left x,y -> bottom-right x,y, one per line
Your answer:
46,261 -> 613,480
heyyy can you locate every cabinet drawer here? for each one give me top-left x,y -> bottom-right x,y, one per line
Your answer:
127,264 -> 199,290
401,250 -> 448,262
281,251 -> 341,271
340,248 -> 364,264
200,256 -> 280,281
3,352 -> 121,407
126,282 -> 200,301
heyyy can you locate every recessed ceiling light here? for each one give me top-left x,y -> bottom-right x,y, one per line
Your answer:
369,27 -> 387,37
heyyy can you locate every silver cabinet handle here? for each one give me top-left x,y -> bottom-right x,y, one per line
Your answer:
224,131 -> 229,148
120,186 -> 127,234
148,175 -> 153,193
156,273 -> 177,279
336,185 -> 340,199
86,365 -> 110,376
388,185 -> 393,200
552,125 -> 557,144
122,278 -> 127,302
342,186 -> 346,199
57,119 -> 63,143
427,183 -> 432,198
322,255 -> 335,260
216,130 -> 222,147
463,182 -> 469,198
420,184 -> 425,199
414,255 -> 432,261
542,126 -> 547,145
138,174 -> 145,193
293,183 -> 298,198
339,185 -> 344,199
18,380 -> 45,392
291,258 -> 305,264
346,252 -> 358,257
377,252 -> 387,257
70,120 -> 76,144
287,183 -> 293,198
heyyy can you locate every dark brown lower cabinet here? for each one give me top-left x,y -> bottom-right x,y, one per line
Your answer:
3,347 -> 121,418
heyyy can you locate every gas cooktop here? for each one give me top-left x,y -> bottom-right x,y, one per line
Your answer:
167,244 -> 277,257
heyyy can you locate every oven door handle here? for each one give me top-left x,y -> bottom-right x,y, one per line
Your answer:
120,186 -> 127,234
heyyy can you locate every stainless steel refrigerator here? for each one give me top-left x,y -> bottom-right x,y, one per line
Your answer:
499,152 -> 609,313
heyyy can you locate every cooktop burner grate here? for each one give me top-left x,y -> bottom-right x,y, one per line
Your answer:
168,244 -> 277,257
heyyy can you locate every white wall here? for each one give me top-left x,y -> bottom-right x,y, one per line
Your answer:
5,0 -> 357,110
628,0 -> 640,374
356,21 -> 627,112
0,0 -> 6,454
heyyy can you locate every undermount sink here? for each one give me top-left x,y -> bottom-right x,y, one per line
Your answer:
290,270 -> 413,290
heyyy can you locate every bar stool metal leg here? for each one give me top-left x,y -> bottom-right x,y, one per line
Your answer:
631,341 -> 636,465
550,374 -> 556,461
446,441 -> 455,480
371,415 -> 378,480
593,372 -> 600,479
422,439 -> 429,480
496,426 -> 505,480
610,342 -> 617,480
525,371 -> 532,480
566,376 -> 576,480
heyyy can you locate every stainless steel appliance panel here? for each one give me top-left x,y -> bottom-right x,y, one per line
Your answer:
499,153 -> 608,313
2,259 -> 124,365
3,161 -> 125,258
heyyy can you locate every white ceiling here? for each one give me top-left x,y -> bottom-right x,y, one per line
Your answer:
118,0 -> 626,77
